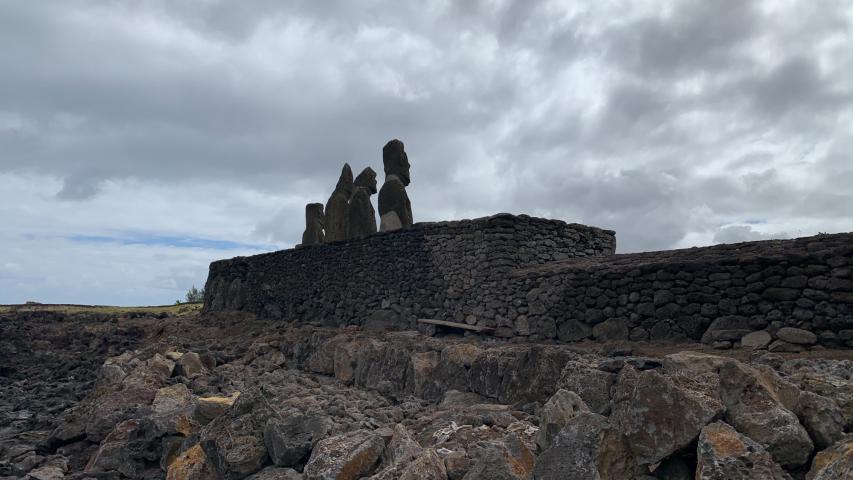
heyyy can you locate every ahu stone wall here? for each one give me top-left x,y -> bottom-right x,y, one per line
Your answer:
204,213 -> 853,349
203,214 -> 617,327
502,232 -> 853,348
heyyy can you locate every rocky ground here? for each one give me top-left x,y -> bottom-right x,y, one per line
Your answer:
1,310 -> 853,479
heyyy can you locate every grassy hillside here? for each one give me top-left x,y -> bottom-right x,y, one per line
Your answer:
0,302 -> 203,316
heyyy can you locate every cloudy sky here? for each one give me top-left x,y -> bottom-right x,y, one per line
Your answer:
1,0 -> 851,305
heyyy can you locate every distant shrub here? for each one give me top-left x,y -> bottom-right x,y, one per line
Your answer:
177,285 -> 205,304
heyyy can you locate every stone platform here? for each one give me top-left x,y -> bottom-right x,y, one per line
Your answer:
203,214 -> 853,349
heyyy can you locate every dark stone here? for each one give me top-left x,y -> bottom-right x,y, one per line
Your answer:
558,319 -> 591,342
775,327 -> 817,345
763,288 -> 800,301
533,412 -> 639,480
592,319 -> 629,341
264,414 -> 331,468
696,421 -> 789,479
653,291 -> 675,306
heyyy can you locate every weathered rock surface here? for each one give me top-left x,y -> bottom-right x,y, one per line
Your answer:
535,389 -> 590,451
399,448 -> 446,480
777,327 -> 818,346
303,429 -> 384,480
246,466 -> 303,480
799,391 -> 846,450
264,414 -> 331,468
807,435 -> 853,480
533,412 -> 638,480
611,366 -> 724,465
461,433 -> 534,480
741,330 -> 773,350
719,361 -> 814,468
199,393 -> 272,479
557,361 -> 615,415
696,421 -> 791,480
177,351 -> 207,378
166,443 -> 215,480
4,310 -> 853,480
785,360 -> 853,429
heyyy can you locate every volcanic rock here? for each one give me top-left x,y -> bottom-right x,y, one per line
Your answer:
533,412 -> 639,480
777,327 -> 818,345
611,366 -> 724,465
741,330 -> 773,350
799,391 -> 845,450
696,421 -> 790,480
807,435 -> 853,480
264,414 -> 331,469
535,389 -> 590,451
303,429 -> 384,480
719,361 -> 814,468
557,361 -> 615,415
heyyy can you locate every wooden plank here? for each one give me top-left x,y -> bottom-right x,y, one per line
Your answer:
417,318 -> 494,333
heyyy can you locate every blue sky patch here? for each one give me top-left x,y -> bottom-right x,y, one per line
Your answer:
67,233 -> 276,251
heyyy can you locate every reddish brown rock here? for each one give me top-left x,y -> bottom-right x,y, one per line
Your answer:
303,429 -> 384,480
696,421 -> 790,480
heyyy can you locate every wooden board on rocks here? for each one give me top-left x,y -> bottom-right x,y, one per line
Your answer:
417,318 -> 495,334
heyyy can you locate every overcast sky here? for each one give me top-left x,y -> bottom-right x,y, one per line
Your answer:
1,0 -> 851,305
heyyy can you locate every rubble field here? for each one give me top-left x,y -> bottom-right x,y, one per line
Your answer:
2,310 -> 852,479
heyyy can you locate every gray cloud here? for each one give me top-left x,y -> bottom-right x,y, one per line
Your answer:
0,0 -> 851,304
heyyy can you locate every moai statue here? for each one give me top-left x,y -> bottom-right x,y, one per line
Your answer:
348,167 -> 378,239
378,139 -> 413,231
324,163 -> 353,242
300,203 -> 325,245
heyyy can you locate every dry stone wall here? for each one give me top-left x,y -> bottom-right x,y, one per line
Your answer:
203,214 -> 616,328
204,215 -> 853,348
505,232 -> 853,348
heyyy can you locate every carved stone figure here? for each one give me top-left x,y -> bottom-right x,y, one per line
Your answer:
348,167 -> 378,239
378,139 -> 412,231
300,203 -> 325,246
324,164 -> 353,242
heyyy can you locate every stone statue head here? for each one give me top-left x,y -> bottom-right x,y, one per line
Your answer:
335,163 -> 354,196
305,203 -> 324,227
354,167 -> 378,195
382,139 -> 410,186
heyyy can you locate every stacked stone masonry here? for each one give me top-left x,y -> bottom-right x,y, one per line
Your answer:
204,214 -> 615,327
507,231 -> 853,348
204,214 -> 853,348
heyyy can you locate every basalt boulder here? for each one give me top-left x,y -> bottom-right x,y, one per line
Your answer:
696,421 -> 791,480
719,361 -> 814,469
533,412 -> 639,480
303,429 -> 384,480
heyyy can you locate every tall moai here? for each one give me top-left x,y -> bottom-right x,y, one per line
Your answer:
300,203 -> 325,245
324,163 -> 353,242
378,139 -> 413,231
348,167 -> 378,239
